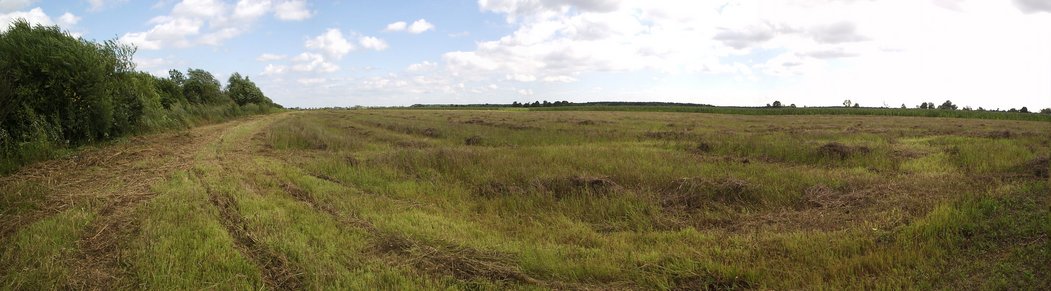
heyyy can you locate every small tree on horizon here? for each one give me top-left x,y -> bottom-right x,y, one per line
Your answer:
937,100 -> 958,110
1020,107 -> 1029,113
843,99 -> 852,107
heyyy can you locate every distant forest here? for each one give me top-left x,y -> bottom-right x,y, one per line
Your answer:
0,20 -> 281,173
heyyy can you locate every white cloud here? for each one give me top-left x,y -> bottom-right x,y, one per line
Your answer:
0,0 -> 34,13
133,56 -> 172,71
291,52 -> 338,73
386,19 -> 434,34
297,77 -> 326,85
406,61 -> 437,72
407,19 -> 434,33
57,12 -> 79,26
1014,0 -> 1051,13
172,0 -> 225,19
274,0 -> 311,20
0,7 -> 52,30
87,0 -> 128,11
358,36 -> 388,51
261,63 -> 287,75
385,21 -> 406,31
234,0 -> 272,20
257,53 -> 287,61
252,0 -> 1051,109
119,0 -> 309,50
305,28 -> 354,59
120,16 -> 202,49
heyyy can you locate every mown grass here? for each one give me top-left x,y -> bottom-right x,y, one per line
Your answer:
529,105 -> 1051,122
252,109 -> 1049,289
1,109 -> 1047,289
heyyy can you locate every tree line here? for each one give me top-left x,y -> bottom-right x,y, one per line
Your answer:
0,20 -> 279,173
763,99 -> 1050,114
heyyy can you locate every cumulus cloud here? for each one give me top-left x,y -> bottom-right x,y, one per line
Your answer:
1014,0 -> 1051,13
384,21 -> 406,31
251,0 -> 1051,110
795,48 -> 859,59
408,19 -> 434,33
479,0 -> 621,22
257,53 -> 287,61
57,12 -> 79,26
274,0 -> 311,20
0,0 -> 35,13
119,0 -> 311,50
385,19 -> 433,33
358,36 -> 388,51
261,63 -> 287,75
305,28 -> 354,59
808,21 -> 868,44
291,52 -> 338,73
297,77 -> 326,85
87,0 -> 128,11
713,24 -> 776,49
0,6 -> 84,33
406,61 -> 437,72
0,7 -> 52,29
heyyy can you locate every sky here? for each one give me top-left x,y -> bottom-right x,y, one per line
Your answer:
1,0 -> 1050,109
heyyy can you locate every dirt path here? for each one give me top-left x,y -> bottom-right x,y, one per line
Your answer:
0,113 -> 291,288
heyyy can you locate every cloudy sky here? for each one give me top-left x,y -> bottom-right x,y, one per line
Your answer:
2,0 -> 1050,109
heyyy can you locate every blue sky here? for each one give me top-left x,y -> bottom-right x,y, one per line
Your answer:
2,0 -> 1051,109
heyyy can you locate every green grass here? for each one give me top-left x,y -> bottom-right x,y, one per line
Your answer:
528,105 -> 1051,122
1,207 -> 95,290
130,171 -> 265,289
1,109 -> 1048,289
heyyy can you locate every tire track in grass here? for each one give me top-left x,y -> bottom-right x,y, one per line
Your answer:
202,173 -> 304,290
278,175 -> 541,286
0,117 -> 262,288
192,113 -> 305,290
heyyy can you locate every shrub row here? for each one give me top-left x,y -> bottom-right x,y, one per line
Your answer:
0,20 -> 281,173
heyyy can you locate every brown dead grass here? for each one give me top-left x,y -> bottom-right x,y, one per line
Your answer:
818,142 -> 871,159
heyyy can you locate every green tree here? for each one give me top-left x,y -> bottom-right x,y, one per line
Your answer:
772,100 -> 782,108
226,73 -> 272,106
183,68 -> 225,104
937,100 -> 957,110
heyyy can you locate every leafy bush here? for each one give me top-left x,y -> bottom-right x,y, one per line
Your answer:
0,20 -> 281,174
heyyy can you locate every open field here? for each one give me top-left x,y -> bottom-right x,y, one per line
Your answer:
412,104 -> 1051,122
1,109 -> 1049,289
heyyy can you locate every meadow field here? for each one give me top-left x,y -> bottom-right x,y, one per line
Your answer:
1,109 -> 1049,289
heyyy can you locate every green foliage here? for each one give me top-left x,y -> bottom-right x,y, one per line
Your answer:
937,100 -> 958,110
183,68 -> 225,104
226,73 -> 273,106
0,21 -> 280,174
